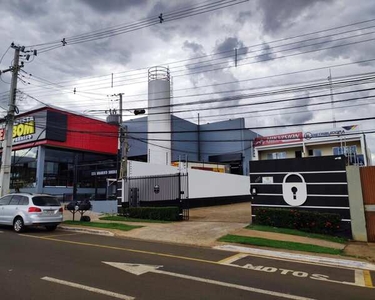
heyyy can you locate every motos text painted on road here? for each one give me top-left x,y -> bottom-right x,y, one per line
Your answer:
243,264 -> 329,280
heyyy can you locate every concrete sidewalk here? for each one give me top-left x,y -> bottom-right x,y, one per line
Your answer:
61,202 -> 375,265
63,204 -> 248,246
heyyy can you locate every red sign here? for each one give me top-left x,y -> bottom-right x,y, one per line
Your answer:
254,132 -> 303,147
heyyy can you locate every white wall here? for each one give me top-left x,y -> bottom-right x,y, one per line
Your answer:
128,160 -> 179,176
188,169 -> 250,198
126,160 -> 250,199
91,200 -> 118,214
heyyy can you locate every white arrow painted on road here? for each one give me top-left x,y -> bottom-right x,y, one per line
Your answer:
103,262 -> 316,300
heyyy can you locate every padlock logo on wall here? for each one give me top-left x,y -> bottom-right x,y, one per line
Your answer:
282,173 -> 307,206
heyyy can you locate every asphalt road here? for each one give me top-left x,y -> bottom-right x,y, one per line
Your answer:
0,226 -> 374,300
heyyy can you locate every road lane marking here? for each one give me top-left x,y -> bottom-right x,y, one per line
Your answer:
218,253 -> 248,265
44,233 -> 82,239
41,276 -> 135,300
363,270 -> 374,288
22,234 -> 372,289
355,270 -> 365,286
214,245 -> 375,271
104,262 -> 316,300
21,234 -> 215,264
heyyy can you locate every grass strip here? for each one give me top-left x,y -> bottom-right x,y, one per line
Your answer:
218,234 -> 343,255
99,215 -> 171,223
63,221 -> 143,231
246,224 -> 347,244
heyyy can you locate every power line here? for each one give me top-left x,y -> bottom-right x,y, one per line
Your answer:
22,67 -> 375,106
18,16 -> 375,95
19,78 -> 374,123
19,75 -> 375,123
14,18 -> 375,98
29,0 -> 247,52
125,115 -> 375,134
20,33 -> 375,98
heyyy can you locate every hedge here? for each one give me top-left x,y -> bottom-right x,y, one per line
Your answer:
253,207 -> 341,235
120,206 -> 180,221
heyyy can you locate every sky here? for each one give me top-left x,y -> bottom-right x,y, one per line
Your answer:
1,0 -> 375,161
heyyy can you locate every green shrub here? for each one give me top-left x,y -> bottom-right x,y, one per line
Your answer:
120,206 -> 180,221
253,208 -> 341,235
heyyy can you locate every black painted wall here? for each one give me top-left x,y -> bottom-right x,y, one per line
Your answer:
249,155 -> 351,235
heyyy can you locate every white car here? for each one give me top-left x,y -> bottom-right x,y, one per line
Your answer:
0,193 -> 63,232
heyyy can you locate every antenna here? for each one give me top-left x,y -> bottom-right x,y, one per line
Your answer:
328,68 -> 336,128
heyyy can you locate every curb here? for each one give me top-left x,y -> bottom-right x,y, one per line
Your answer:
214,244 -> 375,271
59,226 -> 115,237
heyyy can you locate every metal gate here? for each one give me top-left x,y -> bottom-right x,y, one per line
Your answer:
123,173 -> 189,220
360,166 -> 375,242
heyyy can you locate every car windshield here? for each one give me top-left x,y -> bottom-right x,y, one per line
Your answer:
32,196 -> 60,207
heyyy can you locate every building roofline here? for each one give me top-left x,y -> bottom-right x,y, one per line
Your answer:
15,105 -> 117,127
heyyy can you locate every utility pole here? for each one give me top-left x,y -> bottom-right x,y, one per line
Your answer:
197,113 -> 201,161
115,93 -> 128,180
0,44 -> 23,196
118,93 -> 124,124
119,125 -> 128,179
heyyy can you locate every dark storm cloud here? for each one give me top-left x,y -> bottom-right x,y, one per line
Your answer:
147,1 -> 170,17
214,37 -> 248,62
275,91 -> 314,125
215,37 -> 244,53
257,0 -> 332,34
182,38 -> 245,85
41,39 -> 133,78
256,43 -> 275,62
312,38 -> 375,67
1,0 -> 48,17
237,11 -> 252,25
80,0 -> 147,13
147,1 -> 206,42
181,37 -> 243,114
183,41 -> 204,54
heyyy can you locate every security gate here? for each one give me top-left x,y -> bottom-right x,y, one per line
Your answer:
119,173 -> 189,220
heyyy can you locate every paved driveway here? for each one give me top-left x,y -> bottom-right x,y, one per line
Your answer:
63,202 -> 251,246
189,202 -> 252,223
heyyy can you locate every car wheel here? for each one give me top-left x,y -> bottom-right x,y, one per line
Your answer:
45,225 -> 57,231
13,217 -> 25,233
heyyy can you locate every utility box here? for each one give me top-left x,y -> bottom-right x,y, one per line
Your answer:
129,187 -> 139,207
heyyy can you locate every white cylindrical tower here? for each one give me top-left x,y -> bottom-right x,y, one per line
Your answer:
148,66 -> 171,165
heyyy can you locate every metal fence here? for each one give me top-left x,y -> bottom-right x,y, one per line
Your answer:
124,173 -> 189,220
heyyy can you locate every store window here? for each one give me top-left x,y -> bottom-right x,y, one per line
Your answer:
43,147 -> 117,190
11,147 -> 37,189
308,149 -> 322,156
266,152 -> 287,160
333,145 -> 357,156
332,145 -> 362,165
44,148 -> 74,187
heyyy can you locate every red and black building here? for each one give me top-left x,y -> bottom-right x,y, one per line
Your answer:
0,106 -> 119,200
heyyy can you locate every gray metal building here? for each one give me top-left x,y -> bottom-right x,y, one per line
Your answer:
124,116 -> 257,175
